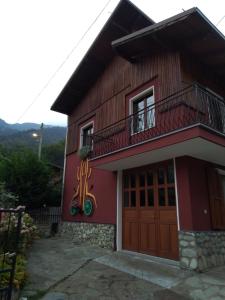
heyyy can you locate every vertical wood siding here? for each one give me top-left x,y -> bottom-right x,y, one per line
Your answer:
180,53 -> 225,97
67,50 -> 182,154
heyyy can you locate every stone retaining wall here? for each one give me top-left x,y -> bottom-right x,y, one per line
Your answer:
179,231 -> 225,272
60,222 -> 115,249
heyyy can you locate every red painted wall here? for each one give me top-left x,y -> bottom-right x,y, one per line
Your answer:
176,156 -> 212,230
62,153 -> 117,224
175,157 -> 193,230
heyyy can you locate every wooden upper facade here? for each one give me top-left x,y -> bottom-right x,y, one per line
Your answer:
51,1 -> 225,158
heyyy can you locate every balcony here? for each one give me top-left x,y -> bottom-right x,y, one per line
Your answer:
90,84 -> 225,160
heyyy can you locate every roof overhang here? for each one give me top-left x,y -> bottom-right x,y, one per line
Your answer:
112,8 -> 225,81
51,0 -> 154,115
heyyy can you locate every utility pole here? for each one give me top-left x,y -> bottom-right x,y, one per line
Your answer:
38,123 -> 43,160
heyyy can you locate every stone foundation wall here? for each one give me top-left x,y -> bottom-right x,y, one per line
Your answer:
60,222 -> 115,249
179,231 -> 225,272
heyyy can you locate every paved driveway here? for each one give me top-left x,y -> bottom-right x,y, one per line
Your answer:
21,237 -> 225,300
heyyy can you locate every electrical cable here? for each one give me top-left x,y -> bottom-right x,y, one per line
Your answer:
216,15 -> 225,26
16,0 -> 113,123
16,3 -> 225,123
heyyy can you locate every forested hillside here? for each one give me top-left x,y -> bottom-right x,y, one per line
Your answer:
0,119 -> 66,165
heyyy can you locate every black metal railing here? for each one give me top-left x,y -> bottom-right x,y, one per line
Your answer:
90,84 -> 225,158
26,207 -> 61,226
0,208 -> 24,300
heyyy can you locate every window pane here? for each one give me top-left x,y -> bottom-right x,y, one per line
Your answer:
131,191 -> 136,207
139,174 -> 145,187
124,175 -> 129,188
168,187 -> 176,206
147,94 -> 155,128
158,168 -> 165,185
133,99 -> 144,113
167,164 -> 175,184
147,171 -> 153,186
133,99 -> 144,133
124,192 -> 129,207
146,93 -> 154,107
82,125 -> 93,147
130,174 -> 136,188
140,190 -> 145,207
148,189 -> 154,206
133,114 -> 144,133
147,107 -> 155,128
158,188 -> 165,206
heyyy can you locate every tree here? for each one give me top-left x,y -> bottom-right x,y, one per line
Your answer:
42,140 -> 65,167
0,148 -> 61,208
0,182 -> 18,208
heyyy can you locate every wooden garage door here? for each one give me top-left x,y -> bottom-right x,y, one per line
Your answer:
122,162 -> 179,260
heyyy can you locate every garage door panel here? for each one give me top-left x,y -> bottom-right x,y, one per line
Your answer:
140,223 -> 148,252
140,222 -> 157,255
159,224 -> 179,259
159,224 -> 170,252
123,209 -> 138,219
139,209 -> 155,221
159,210 -> 177,223
170,224 -> 179,258
123,221 -> 139,251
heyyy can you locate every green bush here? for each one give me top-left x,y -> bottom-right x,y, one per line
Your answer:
0,149 -> 60,208
0,212 -> 38,290
0,182 -> 18,208
78,145 -> 92,160
0,212 -> 38,254
0,254 -> 27,290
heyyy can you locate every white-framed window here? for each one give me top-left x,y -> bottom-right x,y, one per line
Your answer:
129,86 -> 155,134
80,121 -> 94,149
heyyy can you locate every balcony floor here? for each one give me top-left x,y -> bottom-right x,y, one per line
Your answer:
91,127 -> 225,171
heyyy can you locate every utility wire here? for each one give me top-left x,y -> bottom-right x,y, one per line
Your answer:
216,15 -> 225,26
16,3 -> 224,123
16,0 -> 113,123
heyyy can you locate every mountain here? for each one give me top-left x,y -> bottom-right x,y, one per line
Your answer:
0,119 -> 18,136
0,119 -> 66,149
10,122 -> 42,131
0,119 -> 53,136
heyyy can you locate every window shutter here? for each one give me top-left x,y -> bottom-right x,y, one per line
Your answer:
66,123 -> 78,155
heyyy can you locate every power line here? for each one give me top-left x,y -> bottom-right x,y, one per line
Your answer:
16,0 -> 113,123
216,15 -> 225,26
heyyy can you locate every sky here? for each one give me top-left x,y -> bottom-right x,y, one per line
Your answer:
0,0 -> 224,126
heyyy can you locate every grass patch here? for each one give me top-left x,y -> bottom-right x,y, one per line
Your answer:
0,254 -> 27,290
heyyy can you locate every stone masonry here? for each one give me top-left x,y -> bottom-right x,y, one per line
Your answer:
60,222 -> 115,249
179,231 -> 225,272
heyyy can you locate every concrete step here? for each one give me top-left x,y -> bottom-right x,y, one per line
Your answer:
95,250 -> 193,288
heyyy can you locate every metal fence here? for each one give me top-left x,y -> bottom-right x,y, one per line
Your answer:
0,208 -> 24,300
26,207 -> 61,225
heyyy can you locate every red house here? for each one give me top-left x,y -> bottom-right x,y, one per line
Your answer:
51,0 -> 225,271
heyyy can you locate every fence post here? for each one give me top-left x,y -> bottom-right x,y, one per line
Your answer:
7,207 -> 24,300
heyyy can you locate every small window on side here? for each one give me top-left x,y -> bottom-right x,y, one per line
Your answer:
80,123 -> 93,149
